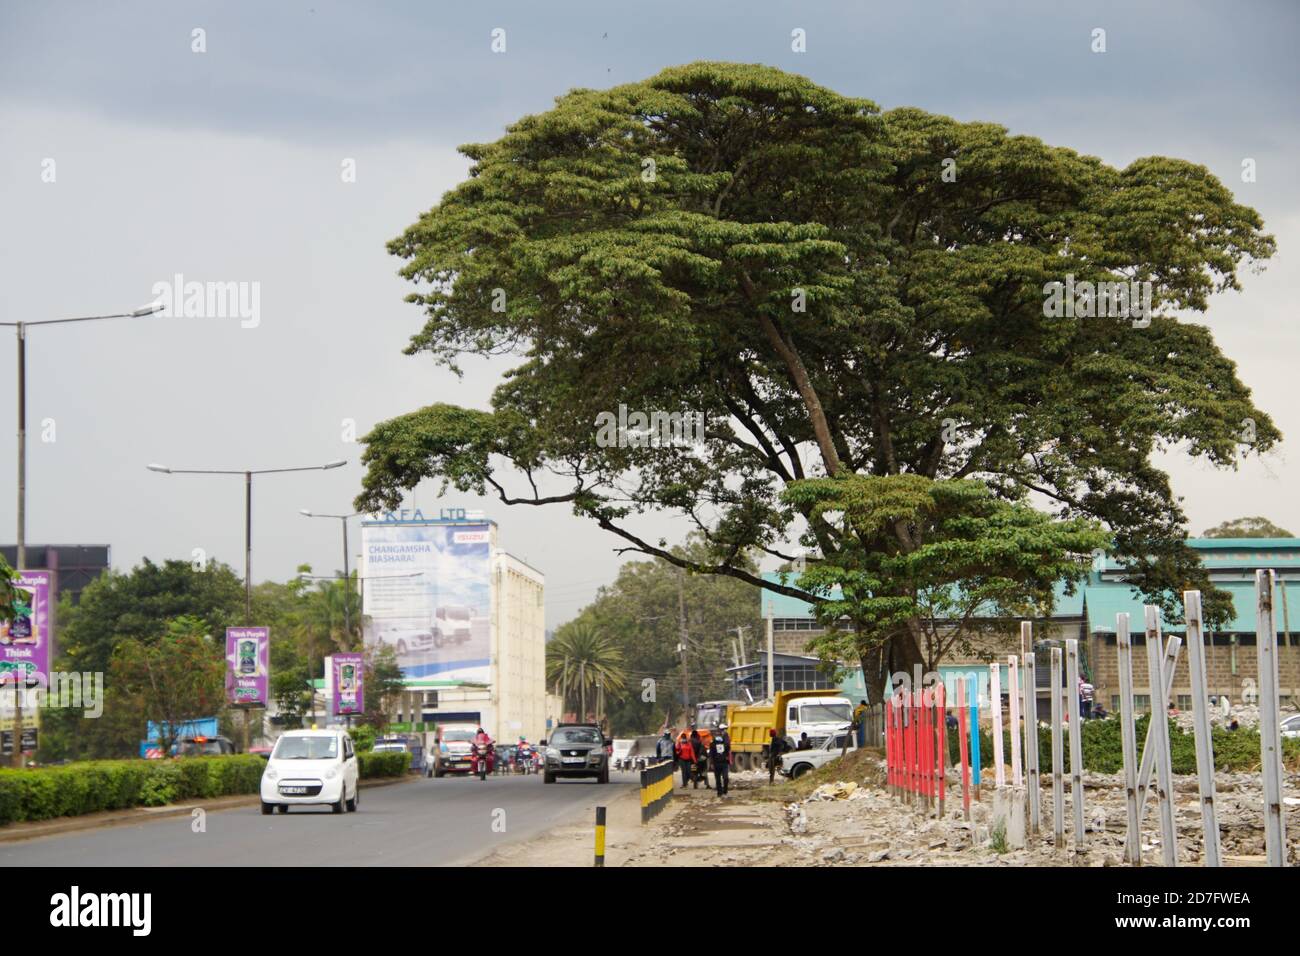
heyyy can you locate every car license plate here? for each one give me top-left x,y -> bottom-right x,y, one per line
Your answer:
280,786 -> 309,794
562,757 -> 585,764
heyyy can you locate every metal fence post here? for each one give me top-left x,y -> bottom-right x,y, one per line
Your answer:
1183,590 -> 1221,867
1256,570 -> 1288,867
1050,646 -> 1065,850
1145,606 -> 1178,867
1066,639 -> 1085,852
1116,613 -> 1142,866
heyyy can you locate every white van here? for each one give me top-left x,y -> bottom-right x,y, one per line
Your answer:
260,729 -> 359,815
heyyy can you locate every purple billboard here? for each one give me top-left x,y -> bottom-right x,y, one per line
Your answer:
0,570 -> 51,688
225,627 -> 269,706
331,653 -> 365,716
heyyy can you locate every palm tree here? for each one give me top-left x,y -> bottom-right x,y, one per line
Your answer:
546,622 -> 627,723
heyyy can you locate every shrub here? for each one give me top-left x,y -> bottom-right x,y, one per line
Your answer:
358,751 -> 409,779
0,755 -> 267,827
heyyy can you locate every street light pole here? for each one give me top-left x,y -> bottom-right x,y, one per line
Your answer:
148,459 -> 346,751
3,304 -> 163,768
299,510 -> 360,643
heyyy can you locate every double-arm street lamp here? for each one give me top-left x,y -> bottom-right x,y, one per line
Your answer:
147,460 -> 347,623
298,510 -> 361,638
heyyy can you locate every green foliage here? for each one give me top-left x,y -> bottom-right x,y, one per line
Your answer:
358,61 -> 1277,701
1201,517 -> 1293,539
0,755 -> 267,826
0,554 -> 18,625
357,751 -> 409,779
347,724 -> 378,753
546,622 -> 627,719
109,616 -> 227,756
552,535 -> 764,734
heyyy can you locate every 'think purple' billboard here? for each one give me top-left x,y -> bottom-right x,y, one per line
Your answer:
225,627 -> 269,706
331,653 -> 365,716
0,570 -> 52,688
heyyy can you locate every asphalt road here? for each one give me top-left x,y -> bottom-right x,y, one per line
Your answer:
0,770 -> 638,867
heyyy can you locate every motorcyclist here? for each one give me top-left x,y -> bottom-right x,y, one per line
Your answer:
472,727 -> 495,774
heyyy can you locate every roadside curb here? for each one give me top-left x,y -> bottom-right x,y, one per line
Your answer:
0,773 -> 417,845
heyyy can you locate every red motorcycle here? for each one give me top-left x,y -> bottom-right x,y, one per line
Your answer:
471,742 -> 494,781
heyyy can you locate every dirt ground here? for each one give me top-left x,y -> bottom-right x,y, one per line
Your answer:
477,751 -> 1300,867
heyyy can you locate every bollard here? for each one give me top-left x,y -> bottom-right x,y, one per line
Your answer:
594,805 -> 606,867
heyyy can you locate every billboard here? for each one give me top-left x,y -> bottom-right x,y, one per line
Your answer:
225,627 -> 269,706
0,570 -> 52,688
329,653 -> 365,716
361,518 -> 492,682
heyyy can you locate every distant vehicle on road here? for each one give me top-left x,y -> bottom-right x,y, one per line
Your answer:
1282,713 -> 1300,739
260,729 -> 359,815
431,724 -> 479,777
176,735 -> 236,757
780,732 -> 856,779
542,723 -> 610,784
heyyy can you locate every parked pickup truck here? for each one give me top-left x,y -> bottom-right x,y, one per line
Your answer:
780,732 -> 857,780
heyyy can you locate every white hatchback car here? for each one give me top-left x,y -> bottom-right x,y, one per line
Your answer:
260,729 -> 360,815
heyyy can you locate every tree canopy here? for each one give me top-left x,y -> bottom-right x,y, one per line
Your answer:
358,62 -> 1278,696
1201,516 -> 1293,539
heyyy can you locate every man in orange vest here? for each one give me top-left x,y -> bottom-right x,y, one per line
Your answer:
675,732 -> 695,789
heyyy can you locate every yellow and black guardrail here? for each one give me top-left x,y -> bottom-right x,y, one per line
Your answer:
639,758 -> 675,823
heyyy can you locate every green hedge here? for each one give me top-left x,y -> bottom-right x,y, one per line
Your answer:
357,751 -> 409,779
0,755 -> 267,827
945,716 -> 1300,775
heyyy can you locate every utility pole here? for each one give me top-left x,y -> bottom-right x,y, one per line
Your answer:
766,600 -> 775,701
677,570 -> 690,719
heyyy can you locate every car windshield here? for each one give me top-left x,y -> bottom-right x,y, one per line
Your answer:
441,729 -> 475,743
550,728 -> 601,745
273,736 -> 338,760
801,704 -> 852,723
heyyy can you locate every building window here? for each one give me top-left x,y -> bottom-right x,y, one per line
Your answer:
1133,695 -> 1151,713
1176,695 -> 1192,711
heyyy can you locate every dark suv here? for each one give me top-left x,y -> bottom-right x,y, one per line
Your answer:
541,724 -> 610,784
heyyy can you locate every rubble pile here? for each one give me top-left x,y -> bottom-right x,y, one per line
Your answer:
619,756 -> 1299,867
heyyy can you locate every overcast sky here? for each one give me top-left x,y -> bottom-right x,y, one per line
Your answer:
2,0 -> 1298,628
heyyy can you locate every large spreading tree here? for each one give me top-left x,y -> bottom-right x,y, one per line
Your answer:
357,62 -> 1278,700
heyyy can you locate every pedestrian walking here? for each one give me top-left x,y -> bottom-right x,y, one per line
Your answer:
710,724 -> 732,796
656,730 -> 675,764
690,729 -> 711,789
767,729 -> 789,784
675,731 -> 694,788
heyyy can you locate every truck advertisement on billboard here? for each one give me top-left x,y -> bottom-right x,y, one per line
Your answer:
360,518 -> 491,682
330,653 -> 365,716
0,570 -> 52,688
225,627 -> 269,706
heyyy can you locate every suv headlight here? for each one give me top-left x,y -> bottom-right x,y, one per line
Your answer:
546,748 -> 560,759
326,766 -> 340,779
265,768 -> 278,781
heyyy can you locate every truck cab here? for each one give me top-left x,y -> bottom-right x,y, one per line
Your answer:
783,696 -> 853,748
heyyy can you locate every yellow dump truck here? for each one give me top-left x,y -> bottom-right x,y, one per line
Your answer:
696,692 -> 853,771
